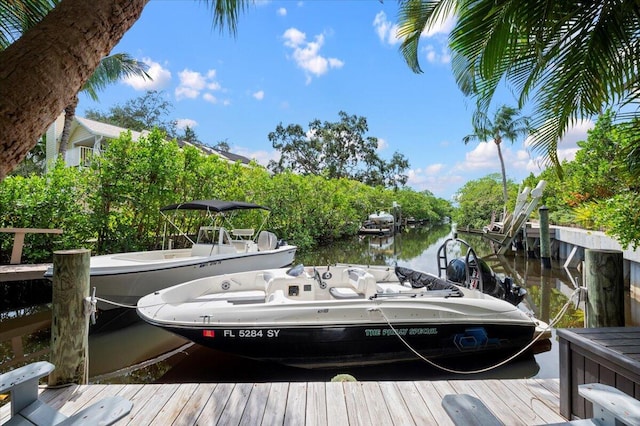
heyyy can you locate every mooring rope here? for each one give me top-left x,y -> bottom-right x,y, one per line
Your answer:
374,287 -> 582,375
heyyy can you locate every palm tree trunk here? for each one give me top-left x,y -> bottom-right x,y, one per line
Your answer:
59,95 -> 79,158
495,139 -> 509,216
0,0 -> 149,180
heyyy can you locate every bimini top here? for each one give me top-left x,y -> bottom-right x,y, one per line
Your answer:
160,200 -> 269,212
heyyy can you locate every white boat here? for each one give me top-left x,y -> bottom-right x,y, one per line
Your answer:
137,264 -> 549,369
45,200 -> 297,310
368,210 -> 394,225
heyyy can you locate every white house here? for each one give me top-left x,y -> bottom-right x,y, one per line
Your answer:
45,115 -> 252,171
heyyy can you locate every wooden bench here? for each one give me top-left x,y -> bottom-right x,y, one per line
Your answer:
0,228 -> 63,264
441,383 -> 640,425
0,361 -> 132,425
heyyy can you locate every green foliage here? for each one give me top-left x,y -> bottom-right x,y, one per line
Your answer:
0,162 -> 93,262
453,174 -> 518,229
0,131 -> 450,261
522,111 -> 640,248
268,111 -> 410,188
85,90 -> 177,138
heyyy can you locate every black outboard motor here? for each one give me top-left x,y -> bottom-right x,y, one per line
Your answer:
446,258 -> 526,306
446,257 -> 505,300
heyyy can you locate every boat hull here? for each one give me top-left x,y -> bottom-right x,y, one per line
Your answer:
148,321 -> 534,369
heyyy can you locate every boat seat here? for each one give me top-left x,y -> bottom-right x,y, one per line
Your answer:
267,289 -> 288,303
329,287 -> 362,299
0,361 -> 132,426
346,268 -> 377,298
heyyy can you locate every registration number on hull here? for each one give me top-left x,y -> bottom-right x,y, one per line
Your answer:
222,329 -> 281,338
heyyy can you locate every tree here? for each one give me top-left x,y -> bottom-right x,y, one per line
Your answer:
397,0 -> 640,172
0,2 -> 150,159
59,53 -> 150,157
453,173 -> 518,229
0,0 -> 250,180
268,111 -> 410,188
462,105 -> 530,213
86,91 -> 177,137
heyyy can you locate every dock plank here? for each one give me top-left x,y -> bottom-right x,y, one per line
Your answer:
0,378 -> 566,426
150,382 -> 199,426
378,381 -> 416,425
196,382 -> 234,425
306,382 -> 327,426
128,383 -> 180,425
394,381 -> 438,425
284,382 -> 307,426
325,382 -> 349,426
217,382 -> 253,426
360,382 -> 393,426
171,383 -> 216,426
261,382 -> 288,425
412,381 -> 455,426
499,379 -> 566,424
343,382 -> 373,426
239,383 -> 271,426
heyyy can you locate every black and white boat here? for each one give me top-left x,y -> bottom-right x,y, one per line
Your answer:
45,200 -> 296,310
137,263 -> 549,369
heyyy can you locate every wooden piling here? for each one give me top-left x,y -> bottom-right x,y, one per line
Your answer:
48,249 -> 91,386
585,249 -> 624,328
539,205 -> 551,269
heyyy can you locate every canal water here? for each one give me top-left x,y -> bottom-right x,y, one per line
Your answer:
0,225 -> 615,383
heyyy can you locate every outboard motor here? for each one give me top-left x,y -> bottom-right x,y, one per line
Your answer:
446,257 -> 505,300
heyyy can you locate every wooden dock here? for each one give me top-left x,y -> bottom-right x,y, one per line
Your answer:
0,378 -> 565,425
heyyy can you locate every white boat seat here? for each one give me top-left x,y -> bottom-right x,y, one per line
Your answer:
231,228 -> 254,239
329,287 -> 362,299
267,289 -> 288,303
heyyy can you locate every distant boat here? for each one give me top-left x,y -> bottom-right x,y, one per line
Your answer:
368,211 -> 394,225
44,200 -> 297,310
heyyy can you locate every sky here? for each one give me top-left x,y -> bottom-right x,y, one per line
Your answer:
77,0 -> 593,200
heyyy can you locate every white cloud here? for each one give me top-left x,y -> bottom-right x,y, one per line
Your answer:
423,44 -> 451,64
123,57 -> 171,90
282,28 -> 344,83
373,11 -> 401,45
253,90 -> 265,100
377,138 -> 388,151
203,93 -> 217,104
406,167 -> 466,197
176,118 -> 197,130
175,68 -> 223,101
233,146 -> 280,166
277,7 -> 287,16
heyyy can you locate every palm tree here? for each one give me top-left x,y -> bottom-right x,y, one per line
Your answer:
58,53 -> 150,158
397,0 -> 640,172
0,0 -> 250,181
462,105 -> 530,213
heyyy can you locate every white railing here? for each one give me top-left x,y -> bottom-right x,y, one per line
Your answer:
65,146 -> 100,167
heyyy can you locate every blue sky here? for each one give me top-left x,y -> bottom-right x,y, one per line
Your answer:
77,0 -> 592,200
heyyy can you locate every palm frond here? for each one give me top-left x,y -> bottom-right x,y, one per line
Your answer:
82,53 -> 150,101
200,0 -> 252,35
0,0 -> 58,50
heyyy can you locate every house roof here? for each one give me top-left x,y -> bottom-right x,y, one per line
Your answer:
73,116 -> 254,166
75,116 -> 148,141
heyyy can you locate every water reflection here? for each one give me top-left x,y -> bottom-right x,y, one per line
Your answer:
2,225 -> 593,382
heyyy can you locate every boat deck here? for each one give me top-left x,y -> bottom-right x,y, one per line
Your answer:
0,378 -> 565,425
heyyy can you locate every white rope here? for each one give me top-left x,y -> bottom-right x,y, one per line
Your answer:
375,287 -> 581,375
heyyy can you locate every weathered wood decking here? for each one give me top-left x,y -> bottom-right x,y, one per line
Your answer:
0,378 -> 564,425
